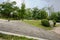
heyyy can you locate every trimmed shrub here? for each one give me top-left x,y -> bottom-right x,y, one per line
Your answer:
41,19 -> 50,27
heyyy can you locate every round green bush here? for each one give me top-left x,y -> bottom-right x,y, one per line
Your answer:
41,19 -> 50,27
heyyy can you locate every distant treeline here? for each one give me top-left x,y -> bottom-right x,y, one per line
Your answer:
0,1 -> 60,22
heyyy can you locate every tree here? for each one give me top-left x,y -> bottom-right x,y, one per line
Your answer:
0,1 -> 17,18
56,12 -> 60,22
36,10 -> 41,19
13,6 -> 21,20
25,8 -> 32,19
21,3 -> 26,20
50,12 -> 57,20
32,7 -> 39,19
17,8 -> 21,19
40,9 -> 48,19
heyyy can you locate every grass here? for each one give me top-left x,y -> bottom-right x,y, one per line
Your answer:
24,20 -> 52,30
56,23 -> 60,27
0,33 -> 37,40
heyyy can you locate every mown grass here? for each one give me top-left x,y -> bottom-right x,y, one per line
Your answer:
56,23 -> 60,27
0,33 -> 37,40
24,20 -> 52,30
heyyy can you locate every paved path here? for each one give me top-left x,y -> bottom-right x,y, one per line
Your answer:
0,19 -> 60,40
51,23 -> 60,34
0,31 -> 47,40
52,27 -> 60,34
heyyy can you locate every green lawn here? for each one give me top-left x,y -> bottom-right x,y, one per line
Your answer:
0,33 -> 37,40
24,20 -> 52,30
56,23 -> 60,27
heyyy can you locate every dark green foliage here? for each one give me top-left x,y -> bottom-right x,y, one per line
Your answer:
32,7 -> 39,19
56,12 -> 60,22
50,12 -> 57,20
32,8 -> 48,20
25,8 -> 32,19
0,1 -> 21,20
41,19 -> 50,27
53,20 -> 56,27
0,1 -> 48,20
0,1 -> 18,18
50,12 -> 60,22
40,10 -> 48,19
21,3 -> 26,20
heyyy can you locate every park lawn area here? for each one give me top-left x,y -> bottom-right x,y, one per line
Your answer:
0,33 -> 37,40
56,23 -> 60,27
24,20 -> 52,30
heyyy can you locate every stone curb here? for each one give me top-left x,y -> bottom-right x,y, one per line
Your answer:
0,31 -> 48,40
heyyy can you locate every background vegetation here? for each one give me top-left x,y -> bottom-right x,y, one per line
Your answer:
0,1 -> 48,20
0,1 -> 60,29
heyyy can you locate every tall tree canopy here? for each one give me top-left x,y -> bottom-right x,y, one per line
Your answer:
40,9 -> 48,19
32,7 -> 39,19
0,1 -> 18,18
21,3 -> 26,20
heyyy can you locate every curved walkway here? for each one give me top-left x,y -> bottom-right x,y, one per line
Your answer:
0,19 -> 60,40
52,27 -> 60,34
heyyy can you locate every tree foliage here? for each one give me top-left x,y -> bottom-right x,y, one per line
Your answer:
40,9 -> 48,19
21,3 -> 26,20
32,7 -> 39,19
0,1 -> 48,20
56,12 -> 60,22
50,12 -> 57,20
0,1 -> 18,18
25,8 -> 32,19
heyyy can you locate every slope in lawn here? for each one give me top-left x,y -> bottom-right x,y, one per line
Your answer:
24,20 -> 52,30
